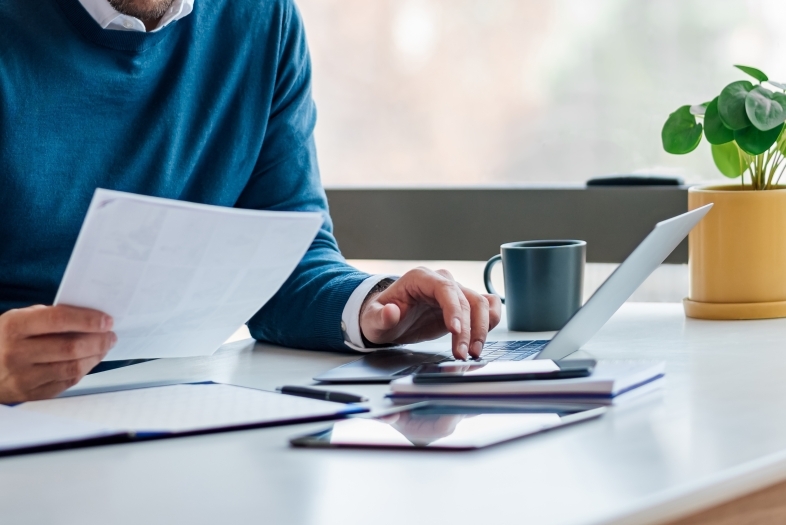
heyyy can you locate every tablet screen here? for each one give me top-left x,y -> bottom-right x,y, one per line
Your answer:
291,403 -> 605,450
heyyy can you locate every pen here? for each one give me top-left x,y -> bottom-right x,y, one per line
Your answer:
277,385 -> 368,404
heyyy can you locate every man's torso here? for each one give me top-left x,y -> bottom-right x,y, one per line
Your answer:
0,0 -> 292,310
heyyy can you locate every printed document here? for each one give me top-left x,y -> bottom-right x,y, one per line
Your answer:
55,189 -> 323,360
3,384 -> 365,455
0,405 -> 116,452
19,383 -> 356,434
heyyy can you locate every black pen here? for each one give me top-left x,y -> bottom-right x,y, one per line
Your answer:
277,385 -> 368,404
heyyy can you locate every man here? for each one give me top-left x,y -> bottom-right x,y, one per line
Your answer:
0,0 -> 501,403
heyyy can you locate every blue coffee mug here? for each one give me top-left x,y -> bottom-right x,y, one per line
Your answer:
484,240 -> 586,332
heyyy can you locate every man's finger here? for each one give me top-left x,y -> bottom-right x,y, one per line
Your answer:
453,291 -> 472,360
22,332 -> 117,364
28,353 -> 106,389
12,350 -> 105,395
5,305 -> 113,338
443,284 -> 471,360
427,279 -> 461,333
428,277 -> 470,359
485,294 -> 502,330
24,378 -> 82,402
431,271 -> 474,358
462,287 -> 489,359
434,269 -> 454,281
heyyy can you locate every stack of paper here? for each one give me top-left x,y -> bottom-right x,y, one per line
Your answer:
55,189 -> 323,361
388,360 -> 665,405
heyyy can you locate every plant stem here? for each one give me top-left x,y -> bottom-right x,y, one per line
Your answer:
755,153 -> 760,189
776,161 -> 786,186
767,151 -> 776,190
756,150 -> 770,190
767,151 -> 783,190
747,155 -> 757,189
769,128 -> 786,189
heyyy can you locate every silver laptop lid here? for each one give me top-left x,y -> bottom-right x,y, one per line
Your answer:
536,204 -> 712,361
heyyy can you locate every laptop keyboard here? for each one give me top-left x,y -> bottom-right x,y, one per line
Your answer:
394,340 -> 549,376
478,340 -> 549,361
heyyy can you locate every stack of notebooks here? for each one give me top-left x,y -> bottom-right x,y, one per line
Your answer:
387,360 -> 665,405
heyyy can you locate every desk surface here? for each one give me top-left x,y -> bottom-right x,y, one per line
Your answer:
3,303 -> 786,525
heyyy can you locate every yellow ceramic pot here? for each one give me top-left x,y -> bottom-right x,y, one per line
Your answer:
684,184 -> 786,320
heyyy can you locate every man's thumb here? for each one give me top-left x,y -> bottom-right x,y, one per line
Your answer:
377,302 -> 401,330
362,301 -> 401,335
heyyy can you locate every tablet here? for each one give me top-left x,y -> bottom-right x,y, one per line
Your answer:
290,402 -> 606,450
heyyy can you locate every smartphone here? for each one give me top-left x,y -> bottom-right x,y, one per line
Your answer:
411,359 -> 596,384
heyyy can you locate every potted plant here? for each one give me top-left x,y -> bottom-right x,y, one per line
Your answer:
662,65 -> 786,319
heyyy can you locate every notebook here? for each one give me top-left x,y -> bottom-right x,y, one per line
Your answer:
387,360 -> 665,404
1,383 -> 366,457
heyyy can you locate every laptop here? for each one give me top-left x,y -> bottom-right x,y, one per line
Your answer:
314,204 -> 713,383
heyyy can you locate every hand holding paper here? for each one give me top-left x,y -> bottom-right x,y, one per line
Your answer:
55,189 -> 323,361
0,305 -> 116,403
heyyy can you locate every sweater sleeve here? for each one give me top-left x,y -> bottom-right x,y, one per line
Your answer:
234,1 -> 370,350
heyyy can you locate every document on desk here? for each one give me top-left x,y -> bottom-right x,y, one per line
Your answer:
55,189 -> 323,360
0,405 -> 120,455
18,383 -> 365,433
3,383 -> 366,456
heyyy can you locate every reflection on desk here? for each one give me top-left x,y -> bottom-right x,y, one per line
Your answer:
293,403 -> 604,450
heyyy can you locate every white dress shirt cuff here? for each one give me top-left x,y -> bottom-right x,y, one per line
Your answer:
341,274 -> 397,352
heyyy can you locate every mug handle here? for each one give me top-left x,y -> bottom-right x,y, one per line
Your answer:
483,254 -> 505,304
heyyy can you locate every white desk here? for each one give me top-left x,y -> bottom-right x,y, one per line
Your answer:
3,303 -> 786,525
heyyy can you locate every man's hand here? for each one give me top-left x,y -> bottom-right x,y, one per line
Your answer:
359,268 -> 502,360
0,305 -> 116,403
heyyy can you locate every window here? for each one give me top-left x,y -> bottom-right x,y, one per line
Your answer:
299,0 -> 786,186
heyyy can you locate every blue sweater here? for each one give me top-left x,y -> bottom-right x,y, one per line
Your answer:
0,0 -> 369,350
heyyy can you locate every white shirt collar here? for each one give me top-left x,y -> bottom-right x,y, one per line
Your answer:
78,0 -> 193,33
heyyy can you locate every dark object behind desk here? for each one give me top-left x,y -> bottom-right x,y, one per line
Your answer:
325,185 -> 689,264
586,175 -> 684,186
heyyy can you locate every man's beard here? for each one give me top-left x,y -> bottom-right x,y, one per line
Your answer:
107,0 -> 176,22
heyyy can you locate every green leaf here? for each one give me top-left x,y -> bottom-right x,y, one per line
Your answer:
690,102 -> 710,116
704,97 -> 734,144
719,80 -> 754,130
734,123 -> 783,155
768,81 -> 786,91
745,85 -> 786,130
711,142 -> 748,178
774,91 -> 786,109
662,105 -> 703,154
735,65 -> 768,83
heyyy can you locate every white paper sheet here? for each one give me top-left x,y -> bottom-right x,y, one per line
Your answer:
0,405 -> 116,453
55,189 -> 323,360
18,384 -> 354,433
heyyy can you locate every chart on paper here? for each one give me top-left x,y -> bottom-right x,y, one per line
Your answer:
55,189 -> 323,360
